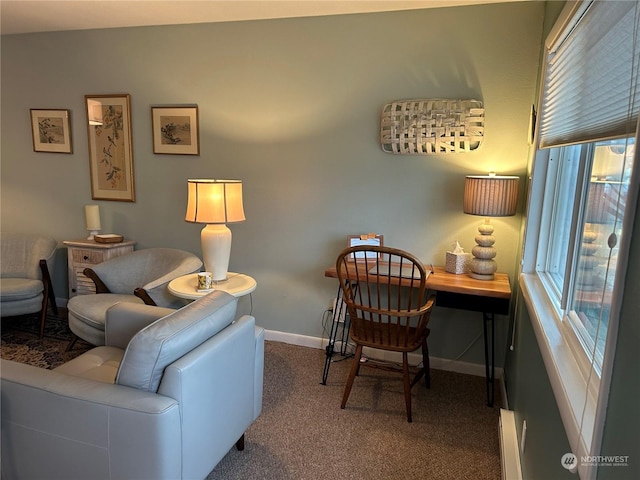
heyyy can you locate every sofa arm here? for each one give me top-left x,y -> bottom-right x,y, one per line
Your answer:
105,302 -> 176,349
156,315 -> 264,479
254,324 -> 265,420
1,359 -> 182,480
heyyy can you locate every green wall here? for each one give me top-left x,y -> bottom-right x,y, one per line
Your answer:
1,3 -> 543,365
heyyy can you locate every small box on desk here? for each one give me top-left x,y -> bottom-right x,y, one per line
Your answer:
445,252 -> 471,274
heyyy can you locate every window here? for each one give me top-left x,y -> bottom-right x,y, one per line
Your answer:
538,144 -> 581,301
522,1 -> 639,478
538,139 -> 635,372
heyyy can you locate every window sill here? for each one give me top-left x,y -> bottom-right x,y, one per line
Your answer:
519,272 -> 596,479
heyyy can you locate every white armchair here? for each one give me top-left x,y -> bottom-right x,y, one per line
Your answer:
0,232 -> 58,337
1,291 -> 264,480
67,247 -> 202,347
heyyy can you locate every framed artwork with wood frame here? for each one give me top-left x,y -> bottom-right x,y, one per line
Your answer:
85,94 -> 135,202
151,105 -> 199,155
30,109 -> 72,153
347,234 -> 384,261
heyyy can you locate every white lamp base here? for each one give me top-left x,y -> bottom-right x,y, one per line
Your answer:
87,230 -> 100,240
201,224 -> 232,283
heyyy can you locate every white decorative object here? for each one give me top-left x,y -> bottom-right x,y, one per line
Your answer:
84,204 -> 101,240
381,99 -> 484,154
445,240 -> 471,274
185,179 -> 245,283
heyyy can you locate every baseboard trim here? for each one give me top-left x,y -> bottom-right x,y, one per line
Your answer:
265,329 -> 504,379
499,409 -> 523,480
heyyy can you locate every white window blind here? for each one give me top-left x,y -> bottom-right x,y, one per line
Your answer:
538,0 -> 640,148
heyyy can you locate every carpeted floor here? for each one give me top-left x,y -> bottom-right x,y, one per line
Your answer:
1,312 -> 502,480
208,341 -> 502,480
0,309 -> 92,368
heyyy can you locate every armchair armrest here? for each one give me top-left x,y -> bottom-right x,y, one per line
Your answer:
38,259 -> 58,313
134,287 -> 157,306
105,302 -> 176,349
83,267 -> 110,293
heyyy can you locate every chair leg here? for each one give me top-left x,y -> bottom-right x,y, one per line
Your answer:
402,352 -> 412,423
66,334 -> 79,352
341,344 -> 363,410
37,258 -> 58,338
235,434 -> 245,451
48,283 -> 58,315
38,291 -> 49,339
422,340 -> 431,389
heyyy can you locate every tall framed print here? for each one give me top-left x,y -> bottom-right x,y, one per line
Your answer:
85,94 -> 135,201
30,109 -> 72,153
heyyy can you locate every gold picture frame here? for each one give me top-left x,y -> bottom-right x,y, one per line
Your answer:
151,105 -> 200,155
85,94 -> 135,202
30,109 -> 72,153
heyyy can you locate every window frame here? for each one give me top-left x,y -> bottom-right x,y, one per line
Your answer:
523,133 -> 638,480
521,1 -> 640,477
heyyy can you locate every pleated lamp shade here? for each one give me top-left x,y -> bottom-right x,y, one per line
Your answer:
463,175 -> 519,217
585,181 -> 612,225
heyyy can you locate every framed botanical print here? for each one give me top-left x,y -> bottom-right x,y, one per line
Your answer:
85,94 -> 135,202
30,109 -> 72,153
151,105 -> 199,155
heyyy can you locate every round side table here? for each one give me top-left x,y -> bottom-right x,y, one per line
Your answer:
168,272 -> 257,300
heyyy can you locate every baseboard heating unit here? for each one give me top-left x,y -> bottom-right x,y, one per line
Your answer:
499,409 -> 523,480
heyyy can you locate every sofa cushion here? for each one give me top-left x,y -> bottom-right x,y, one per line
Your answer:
54,346 -> 124,384
68,294 -> 144,330
116,291 -> 238,392
0,278 -> 43,301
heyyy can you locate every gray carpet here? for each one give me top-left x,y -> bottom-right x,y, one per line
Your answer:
1,313 -> 502,479
208,342 -> 502,480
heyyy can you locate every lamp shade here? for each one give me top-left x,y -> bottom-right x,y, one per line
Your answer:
185,179 -> 245,224
463,175 -> 519,217
585,180 -> 618,225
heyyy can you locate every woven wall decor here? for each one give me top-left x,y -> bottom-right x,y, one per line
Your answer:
380,99 -> 484,154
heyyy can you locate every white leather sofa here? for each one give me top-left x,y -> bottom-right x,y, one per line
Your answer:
1,291 -> 264,480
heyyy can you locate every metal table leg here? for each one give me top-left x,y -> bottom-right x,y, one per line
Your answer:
483,311 -> 495,407
321,285 -> 347,385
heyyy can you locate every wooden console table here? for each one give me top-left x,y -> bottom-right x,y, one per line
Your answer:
323,265 -> 511,407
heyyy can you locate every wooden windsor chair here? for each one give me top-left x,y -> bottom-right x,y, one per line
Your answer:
335,245 -> 436,422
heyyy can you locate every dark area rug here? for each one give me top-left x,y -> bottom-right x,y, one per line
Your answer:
1,309 -> 92,369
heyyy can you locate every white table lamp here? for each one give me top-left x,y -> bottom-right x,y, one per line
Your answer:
463,174 -> 519,280
185,179 -> 245,283
84,204 -> 101,240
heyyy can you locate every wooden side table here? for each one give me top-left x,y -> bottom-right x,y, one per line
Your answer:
63,239 -> 135,297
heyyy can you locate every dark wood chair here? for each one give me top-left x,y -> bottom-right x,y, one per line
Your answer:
336,245 -> 436,422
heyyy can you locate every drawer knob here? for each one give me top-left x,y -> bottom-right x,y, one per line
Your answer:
83,255 -> 89,260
